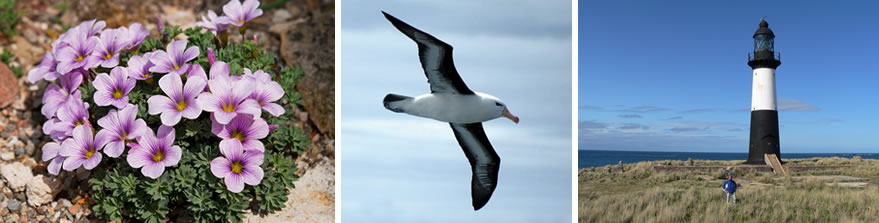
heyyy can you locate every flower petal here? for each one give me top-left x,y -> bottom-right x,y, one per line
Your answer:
48,157 -> 65,175
102,139 -> 124,158
160,110 -> 183,126
241,165 -> 263,185
211,156 -> 232,178
163,145 -> 182,166
261,103 -> 285,117
147,95 -> 175,115
62,156 -> 85,171
82,152 -> 102,169
237,99 -> 262,119
159,72 -> 184,101
224,174 -> 245,193
41,142 -> 61,162
126,148 -> 151,168
141,163 -> 165,179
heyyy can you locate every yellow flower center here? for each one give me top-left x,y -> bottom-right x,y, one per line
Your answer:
104,53 -> 112,60
119,132 -> 128,141
84,147 -> 96,159
230,131 -> 245,142
230,161 -> 243,174
143,73 -> 151,78
175,100 -> 188,111
75,120 -> 83,126
173,65 -> 180,70
76,55 -> 83,62
222,103 -> 235,113
112,89 -> 123,99
152,150 -> 165,162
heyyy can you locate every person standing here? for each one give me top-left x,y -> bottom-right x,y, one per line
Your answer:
722,175 -> 737,205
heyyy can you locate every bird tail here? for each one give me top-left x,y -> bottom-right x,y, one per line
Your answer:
383,94 -> 412,113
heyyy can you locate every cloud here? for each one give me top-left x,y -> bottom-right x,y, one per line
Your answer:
579,105 -> 604,111
615,105 -> 670,113
667,127 -> 709,132
679,108 -> 716,113
579,120 -> 608,129
665,116 -> 684,120
778,98 -> 820,112
727,128 -> 744,132
618,123 -> 649,130
618,114 -> 642,118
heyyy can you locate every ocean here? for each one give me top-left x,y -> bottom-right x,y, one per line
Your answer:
578,150 -> 879,169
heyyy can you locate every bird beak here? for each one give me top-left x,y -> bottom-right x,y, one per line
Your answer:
502,107 -> 519,124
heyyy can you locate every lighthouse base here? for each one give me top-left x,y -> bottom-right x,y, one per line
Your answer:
745,110 -> 781,164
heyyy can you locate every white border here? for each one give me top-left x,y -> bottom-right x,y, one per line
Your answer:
571,0 -> 579,222
334,0 -> 342,222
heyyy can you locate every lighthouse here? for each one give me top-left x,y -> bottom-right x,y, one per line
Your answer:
745,18 -> 782,164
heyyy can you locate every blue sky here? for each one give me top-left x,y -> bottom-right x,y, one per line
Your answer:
341,0 -> 571,222
579,1 -> 879,153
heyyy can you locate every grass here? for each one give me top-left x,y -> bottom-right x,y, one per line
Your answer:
579,157 -> 879,222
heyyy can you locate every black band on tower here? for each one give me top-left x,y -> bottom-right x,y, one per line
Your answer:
745,110 -> 781,164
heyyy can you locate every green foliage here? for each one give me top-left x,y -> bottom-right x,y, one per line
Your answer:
0,0 -> 18,37
87,26 -> 307,222
0,48 -> 21,77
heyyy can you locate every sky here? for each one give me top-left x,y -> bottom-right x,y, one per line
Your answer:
341,0 -> 572,222
579,1 -> 879,153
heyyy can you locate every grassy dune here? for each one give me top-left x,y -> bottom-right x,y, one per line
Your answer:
579,157 -> 879,223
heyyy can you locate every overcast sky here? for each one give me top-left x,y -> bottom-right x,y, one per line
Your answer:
579,1 -> 879,153
341,0 -> 572,222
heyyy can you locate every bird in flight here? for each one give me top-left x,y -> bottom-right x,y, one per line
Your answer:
381,11 -> 520,211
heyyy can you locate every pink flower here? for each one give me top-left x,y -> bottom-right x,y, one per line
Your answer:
26,50 -> 60,83
55,29 -> 99,74
147,73 -> 206,126
210,141 -> 264,193
41,142 -> 65,175
60,125 -> 108,171
149,40 -> 199,75
243,69 -> 285,117
127,125 -> 182,179
212,114 -> 269,153
95,104 -> 149,158
219,0 -> 263,27
126,52 -> 156,81
121,23 -> 150,50
196,65 -> 261,124
196,10 -> 229,34
40,72 -> 82,119
47,98 -> 90,140
89,28 -> 127,68
93,67 -> 136,108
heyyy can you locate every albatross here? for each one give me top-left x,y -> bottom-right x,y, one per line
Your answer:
380,11 -> 520,211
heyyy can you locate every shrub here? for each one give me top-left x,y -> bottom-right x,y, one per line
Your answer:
28,1 -> 308,222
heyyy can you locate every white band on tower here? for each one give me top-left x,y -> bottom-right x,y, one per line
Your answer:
751,68 -> 777,111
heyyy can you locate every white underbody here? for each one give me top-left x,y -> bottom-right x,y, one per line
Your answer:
751,68 -> 777,111
401,92 -> 502,124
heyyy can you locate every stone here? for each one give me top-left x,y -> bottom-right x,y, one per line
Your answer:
14,144 -> 25,156
4,213 -> 19,222
25,142 -> 35,156
59,199 -> 71,208
0,151 -> 14,161
26,175 -> 62,207
272,9 -> 293,23
67,204 -> 80,215
8,199 -> 21,211
280,12 -> 335,138
1,162 -> 35,192
0,200 -> 7,216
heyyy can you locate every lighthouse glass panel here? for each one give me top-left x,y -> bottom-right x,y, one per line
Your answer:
754,34 -> 774,51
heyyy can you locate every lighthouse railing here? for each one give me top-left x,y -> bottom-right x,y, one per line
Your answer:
748,52 -> 781,62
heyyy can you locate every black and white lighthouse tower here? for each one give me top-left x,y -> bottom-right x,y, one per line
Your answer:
745,18 -> 782,164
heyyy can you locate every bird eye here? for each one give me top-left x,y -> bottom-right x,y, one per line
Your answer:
495,102 -> 503,107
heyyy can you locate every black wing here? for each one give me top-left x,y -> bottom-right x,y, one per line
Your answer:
383,11 -> 475,95
449,123 -> 500,210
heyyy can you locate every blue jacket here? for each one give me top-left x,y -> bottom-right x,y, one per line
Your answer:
723,179 -> 737,193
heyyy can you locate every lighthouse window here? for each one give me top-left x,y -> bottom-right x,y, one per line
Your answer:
754,34 -> 774,51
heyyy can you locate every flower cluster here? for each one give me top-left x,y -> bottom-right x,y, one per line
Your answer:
29,0 -> 284,193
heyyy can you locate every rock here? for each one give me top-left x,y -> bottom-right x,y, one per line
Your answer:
0,63 -> 18,108
4,213 -> 19,222
25,142 -> 35,156
14,144 -> 25,156
280,13 -> 335,138
1,162 -> 35,192
67,204 -> 80,215
0,200 -> 7,216
272,9 -> 293,23
59,199 -> 71,209
1,152 -> 13,161
26,175 -> 62,207
8,199 -> 21,211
